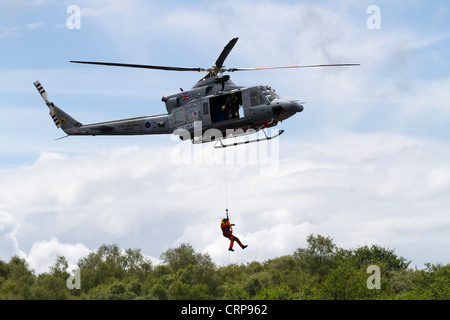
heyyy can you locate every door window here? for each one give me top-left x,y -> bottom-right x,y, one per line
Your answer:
186,104 -> 199,122
174,108 -> 184,125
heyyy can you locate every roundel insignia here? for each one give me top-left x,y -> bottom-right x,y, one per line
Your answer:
60,118 -> 66,125
145,121 -> 151,130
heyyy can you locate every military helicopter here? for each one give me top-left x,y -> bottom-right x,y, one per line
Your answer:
34,37 -> 359,148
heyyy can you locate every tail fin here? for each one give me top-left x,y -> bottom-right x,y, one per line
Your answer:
34,81 -> 82,133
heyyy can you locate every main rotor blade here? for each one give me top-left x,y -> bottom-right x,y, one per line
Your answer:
226,63 -> 360,72
215,37 -> 239,69
70,60 -> 204,72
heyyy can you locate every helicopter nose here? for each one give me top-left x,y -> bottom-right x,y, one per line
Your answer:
283,100 -> 303,113
272,99 -> 303,116
291,101 -> 303,113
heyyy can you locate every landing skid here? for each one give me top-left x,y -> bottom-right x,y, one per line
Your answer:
213,129 -> 284,148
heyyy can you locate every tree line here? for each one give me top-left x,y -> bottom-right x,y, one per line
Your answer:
0,234 -> 449,300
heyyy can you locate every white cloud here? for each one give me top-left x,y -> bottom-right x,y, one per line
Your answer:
26,238 -> 91,274
0,26 -> 20,38
0,210 -> 26,260
24,21 -> 44,30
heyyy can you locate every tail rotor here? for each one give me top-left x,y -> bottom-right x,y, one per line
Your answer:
34,81 -> 81,131
34,81 -> 63,128
34,81 -> 49,105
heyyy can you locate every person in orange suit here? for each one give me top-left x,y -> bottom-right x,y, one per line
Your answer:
221,217 -> 247,251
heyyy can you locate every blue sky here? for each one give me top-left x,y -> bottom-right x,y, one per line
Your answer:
1,0 -> 450,274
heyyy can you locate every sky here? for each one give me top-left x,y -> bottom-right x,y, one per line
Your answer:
1,0 -> 450,274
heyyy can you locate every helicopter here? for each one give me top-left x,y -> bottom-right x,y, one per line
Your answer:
34,37 -> 359,148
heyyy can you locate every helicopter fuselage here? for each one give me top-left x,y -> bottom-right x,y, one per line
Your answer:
55,77 -> 303,143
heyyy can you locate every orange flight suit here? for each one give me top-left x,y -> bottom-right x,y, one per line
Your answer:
221,219 -> 245,250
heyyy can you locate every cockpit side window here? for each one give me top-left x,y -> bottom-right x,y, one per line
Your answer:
250,90 -> 266,107
260,86 -> 279,102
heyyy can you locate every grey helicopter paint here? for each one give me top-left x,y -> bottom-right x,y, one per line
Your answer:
34,37 -> 358,146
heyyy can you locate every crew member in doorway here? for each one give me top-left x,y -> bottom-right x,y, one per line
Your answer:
221,217 -> 247,251
222,92 -> 240,120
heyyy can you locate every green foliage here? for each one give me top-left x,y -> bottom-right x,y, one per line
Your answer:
253,283 -> 295,300
351,245 -> 411,271
317,260 -> 371,300
77,244 -> 152,295
31,273 -> 70,300
400,263 -> 450,299
0,256 -> 35,299
49,255 -> 70,279
293,234 -> 342,281
0,235 -> 449,300
221,284 -> 250,300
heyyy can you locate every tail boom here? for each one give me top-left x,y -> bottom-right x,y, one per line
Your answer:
34,80 -> 171,137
